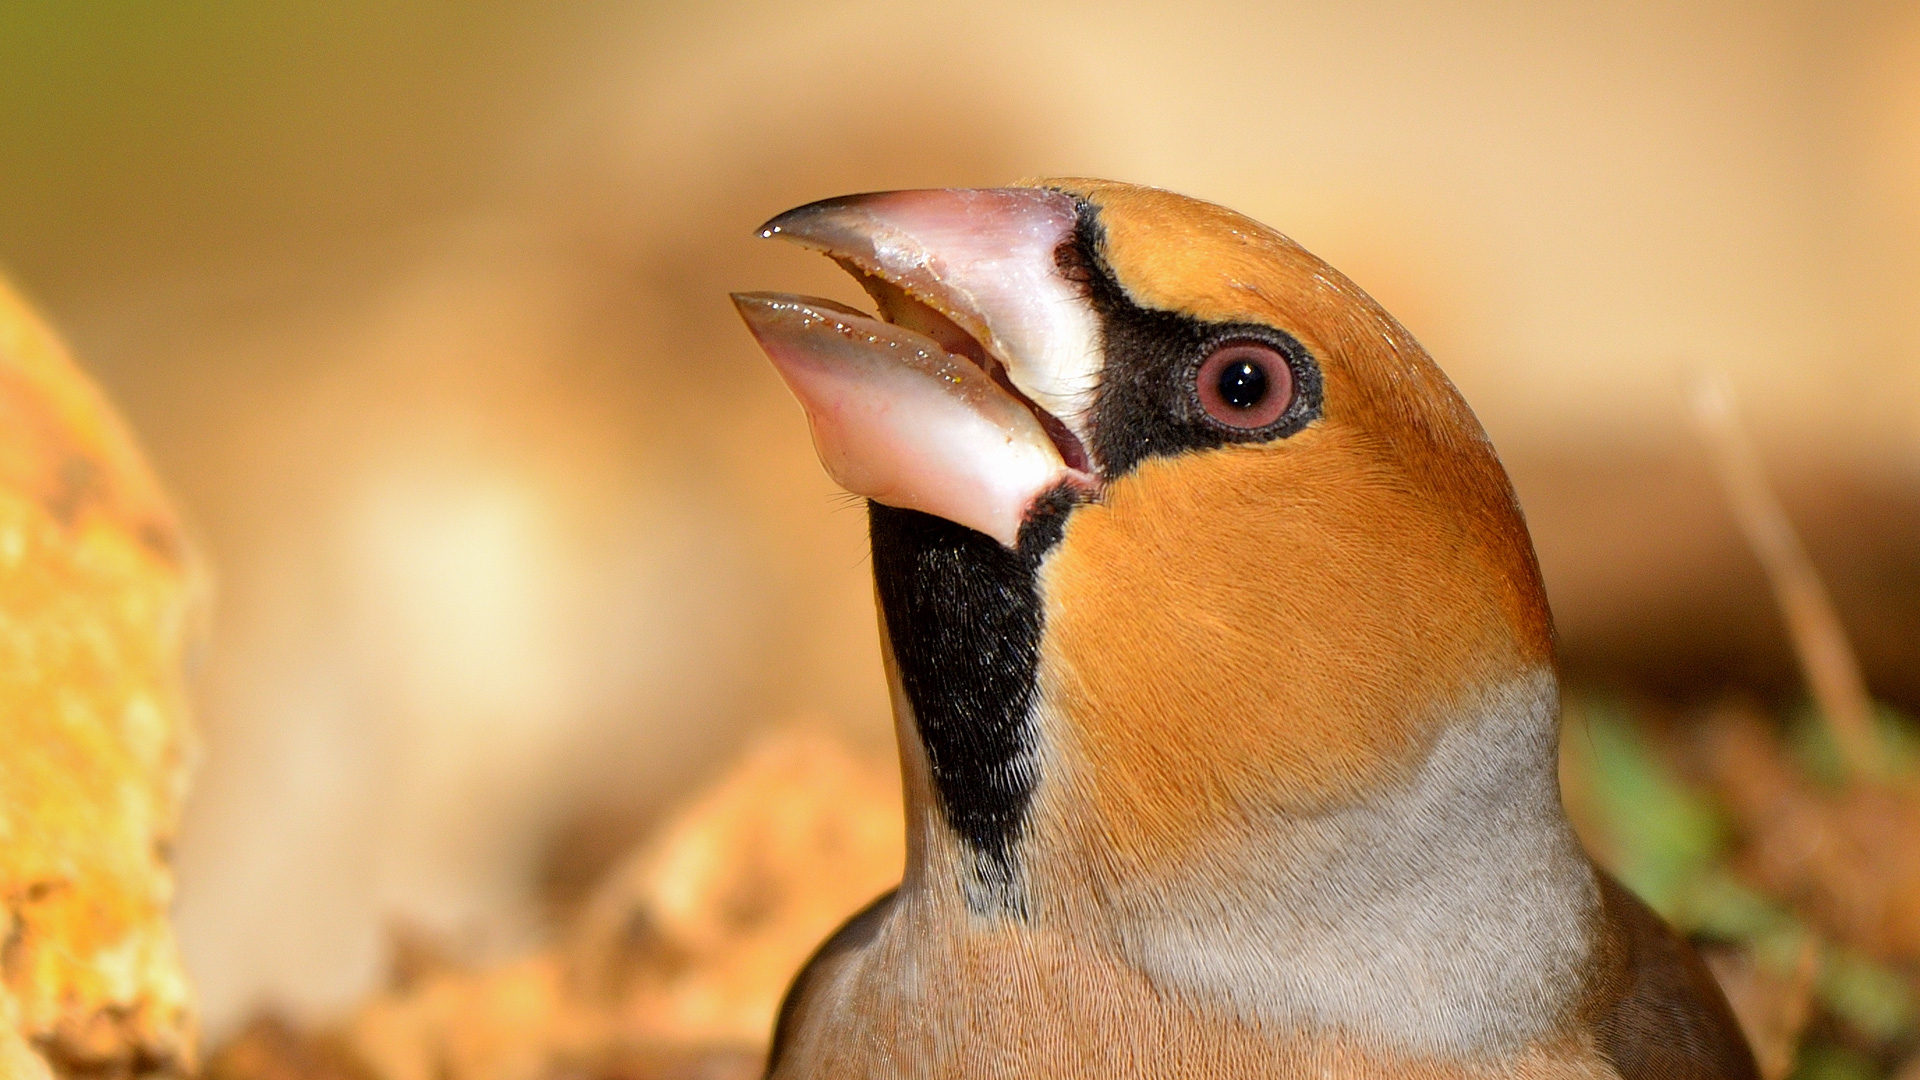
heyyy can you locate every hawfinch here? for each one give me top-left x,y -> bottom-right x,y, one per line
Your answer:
732,181 -> 1757,1080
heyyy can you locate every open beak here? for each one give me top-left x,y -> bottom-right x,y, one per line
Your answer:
732,188 -> 1101,549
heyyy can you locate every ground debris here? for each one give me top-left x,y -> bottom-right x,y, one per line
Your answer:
1566,696 -> 1920,1080
203,730 -> 901,1080
1703,707 -> 1920,963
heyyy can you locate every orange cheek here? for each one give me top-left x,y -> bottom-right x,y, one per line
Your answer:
1037,431 -> 1531,863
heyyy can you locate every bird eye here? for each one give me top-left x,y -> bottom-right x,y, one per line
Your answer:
1195,341 -> 1293,430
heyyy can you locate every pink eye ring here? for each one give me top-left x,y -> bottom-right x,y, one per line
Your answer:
1195,341 -> 1293,430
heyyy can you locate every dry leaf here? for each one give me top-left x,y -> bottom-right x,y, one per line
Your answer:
1701,943 -> 1818,1080
1703,708 -> 1920,962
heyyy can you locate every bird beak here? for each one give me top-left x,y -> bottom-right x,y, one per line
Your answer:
732,188 -> 1100,549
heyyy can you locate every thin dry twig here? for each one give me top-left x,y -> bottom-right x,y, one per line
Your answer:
1688,373 -> 1879,778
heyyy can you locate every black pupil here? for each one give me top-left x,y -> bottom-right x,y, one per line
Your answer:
1217,358 -> 1269,410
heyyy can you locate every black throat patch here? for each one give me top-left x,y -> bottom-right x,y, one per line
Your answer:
868,487 -> 1072,909
867,195 -> 1323,909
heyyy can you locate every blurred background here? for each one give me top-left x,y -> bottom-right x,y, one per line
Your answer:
3,0 -> 1919,1071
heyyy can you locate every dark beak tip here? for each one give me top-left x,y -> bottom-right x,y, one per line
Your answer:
756,199 -> 828,243
754,202 -> 833,244
754,191 -> 907,245
728,293 -> 771,329
729,291 -> 774,317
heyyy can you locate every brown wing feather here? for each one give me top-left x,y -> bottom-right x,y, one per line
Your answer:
1592,872 -> 1760,1080
765,888 -> 897,1078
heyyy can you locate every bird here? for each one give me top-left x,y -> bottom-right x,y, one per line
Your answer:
731,180 -> 1758,1079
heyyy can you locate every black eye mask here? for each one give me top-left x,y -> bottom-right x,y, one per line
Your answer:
1055,202 -> 1325,479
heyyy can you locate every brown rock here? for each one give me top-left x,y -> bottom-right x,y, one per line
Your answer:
563,728 -> 904,1047
0,279 -> 201,1076
201,1016 -> 375,1080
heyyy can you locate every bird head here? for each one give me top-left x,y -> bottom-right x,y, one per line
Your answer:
734,181 -> 1565,938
